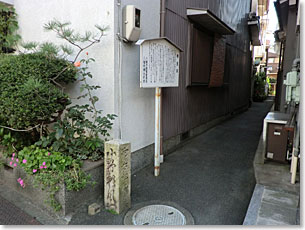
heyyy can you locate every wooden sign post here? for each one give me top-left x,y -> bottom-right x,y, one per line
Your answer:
136,38 -> 182,176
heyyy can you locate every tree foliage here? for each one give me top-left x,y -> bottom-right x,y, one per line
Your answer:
253,72 -> 267,102
0,19 -> 114,162
0,3 -> 20,53
0,53 -> 77,129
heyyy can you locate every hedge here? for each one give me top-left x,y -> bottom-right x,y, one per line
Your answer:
0,53 -> 77,129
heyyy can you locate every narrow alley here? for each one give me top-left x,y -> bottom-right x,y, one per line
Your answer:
69,99 -> 274,225
0,0 -> 301,226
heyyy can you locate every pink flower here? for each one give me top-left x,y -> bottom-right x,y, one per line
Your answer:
48,152 -> 51,156
16,159 -> 19,162
12,153 -> 15,157
43,166 -> 47,169
9,161 -> 13,166
33,169 -> 37,173
74,61 -> 81,67
18,179 -> 25,188
22,159 -> 27,164
42,162 -> 46,166
13,163 -> 17,167
40,166 -> 43,169
11,157 -> 14,161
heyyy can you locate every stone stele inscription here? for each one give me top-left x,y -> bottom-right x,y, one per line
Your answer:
104,140 -> 131,214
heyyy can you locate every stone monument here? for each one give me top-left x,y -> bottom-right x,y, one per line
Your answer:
104,140 -> 131,214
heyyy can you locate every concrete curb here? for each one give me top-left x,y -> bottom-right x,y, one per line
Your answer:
243,104 -> 300,225
243,184 -> 264,225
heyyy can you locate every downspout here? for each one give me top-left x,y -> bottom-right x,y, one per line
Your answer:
265,47 -> 269,76
159,0 -> 165,160
250,45 -> 255,106
275,41 -> 283,111
160,0 -> 166,36
116,0 -> 123,139
249,0 -> 254,106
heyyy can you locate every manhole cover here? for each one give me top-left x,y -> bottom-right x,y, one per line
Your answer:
124,201 -> 194,225
131,205 -> 186,225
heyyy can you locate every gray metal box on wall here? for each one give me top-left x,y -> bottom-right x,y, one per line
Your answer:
122,5 -> 141,42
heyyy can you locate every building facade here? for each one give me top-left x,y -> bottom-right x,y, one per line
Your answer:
161,0 -> 252,141
274,0 -> 300,112
266,52 -> 280,96
3,0 -> 254,172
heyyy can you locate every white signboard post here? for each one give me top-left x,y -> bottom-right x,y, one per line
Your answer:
136,38 -> 181,176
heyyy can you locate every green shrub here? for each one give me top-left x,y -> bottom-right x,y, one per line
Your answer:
0,53 -> 77,129
30,20 -> 115,161
16,146 -> 93,211
0,19 -> 112,212
0,128 -> 35,157
253,72 -> 267,102
0,53 -> 77,84
35,57 -> 116,161
0,3 -> 20,53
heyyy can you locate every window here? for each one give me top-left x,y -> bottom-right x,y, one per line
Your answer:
189,24 -> 214,85
209,34 -> 226,87
186,23 -> 226,87
186,8 -> 234,87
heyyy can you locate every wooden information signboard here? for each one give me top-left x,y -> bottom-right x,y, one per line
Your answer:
136,38 -> 180,88
136,37 -> 181,176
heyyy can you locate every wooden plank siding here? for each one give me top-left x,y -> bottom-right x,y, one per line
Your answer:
162,0 -> 252,140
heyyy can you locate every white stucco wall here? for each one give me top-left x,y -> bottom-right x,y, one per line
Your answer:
13,0 -> 117,135
114,0 -> 160,152
251,0 -> 258,14
0,0 -> 14,5
13,0 -> 160,152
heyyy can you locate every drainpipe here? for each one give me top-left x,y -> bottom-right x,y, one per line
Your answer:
116,0 -> 123,139
250,44 -> 255,106
275,41 -> 283,111
160,0 -> 166,37
265,47 -> 269,77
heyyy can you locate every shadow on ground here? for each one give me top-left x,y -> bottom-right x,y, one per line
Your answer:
70,100 -> 273,225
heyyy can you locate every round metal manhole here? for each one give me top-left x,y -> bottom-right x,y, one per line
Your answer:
132,205 -> 186,225
124,201 -> 194,225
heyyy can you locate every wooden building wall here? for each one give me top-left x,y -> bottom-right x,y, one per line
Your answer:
162,0 -> 252,140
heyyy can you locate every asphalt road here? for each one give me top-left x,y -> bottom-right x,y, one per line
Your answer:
70,100 -> 273,225
0,195 -> 41,225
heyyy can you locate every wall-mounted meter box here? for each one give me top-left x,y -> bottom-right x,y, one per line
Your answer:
122,5 -> 141,42
284,70 -> 300,103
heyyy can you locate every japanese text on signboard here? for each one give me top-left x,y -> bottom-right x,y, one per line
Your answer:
140,40 -> 179,88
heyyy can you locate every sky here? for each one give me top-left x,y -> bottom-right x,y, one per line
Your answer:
268,0 -> 279,32
265,0 -> 280,52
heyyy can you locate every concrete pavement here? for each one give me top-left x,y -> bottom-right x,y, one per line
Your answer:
243,112 -> 300,225
0,99 -> 274,225
69,100 -> 273,225
243,184 -> 299,225
0,194 -> 40,225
